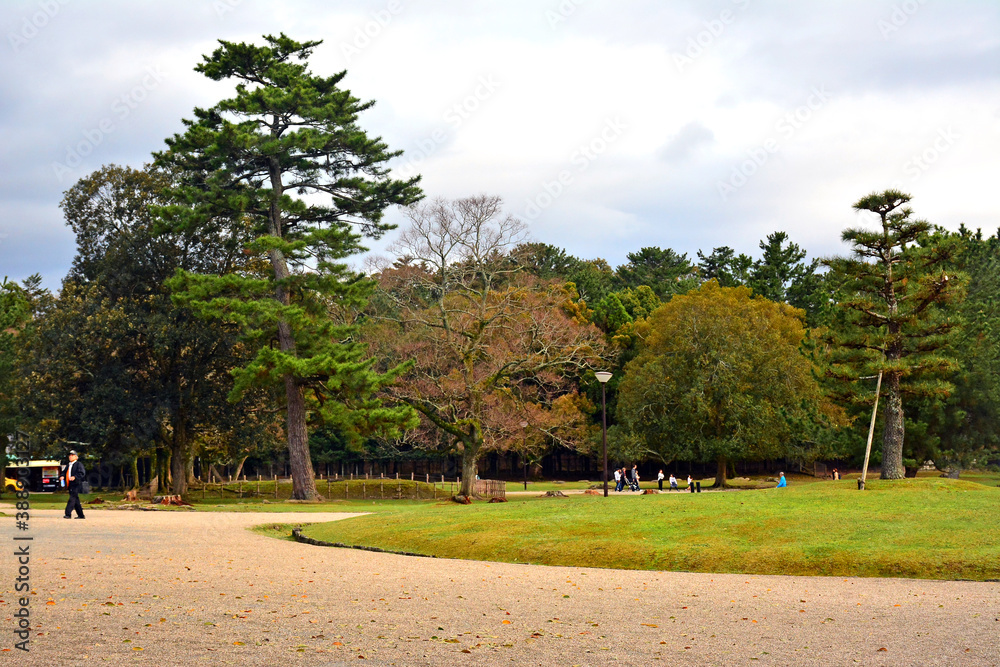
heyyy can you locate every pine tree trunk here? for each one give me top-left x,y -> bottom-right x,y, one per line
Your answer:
713,455 -> 727,488
285,373 -> 318,499
880,372 -> 905,479
264,156 -> 318,501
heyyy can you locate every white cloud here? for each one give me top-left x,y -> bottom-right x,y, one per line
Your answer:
0,0 -> 998,288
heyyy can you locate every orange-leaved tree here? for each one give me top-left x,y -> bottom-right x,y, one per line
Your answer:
366,196 -> 606,497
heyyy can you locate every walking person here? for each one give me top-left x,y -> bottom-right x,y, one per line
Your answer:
669,474 -> 679,491
63,450 -> 86,520
657,469 -> 664,491
686,474 -> 693,492
632,465 -> 640,491
613,467 -> 622,492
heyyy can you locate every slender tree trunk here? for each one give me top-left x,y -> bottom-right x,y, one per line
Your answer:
232,455 -> 249,481
713,455 -> 727,488
149,449 -> 158,486
265,157 -> 319,501
156,448 -> 169,491
186,448 -> 196,485
880,372 -> 905,479
171,416 -> 189,496
130,455 -> 140,490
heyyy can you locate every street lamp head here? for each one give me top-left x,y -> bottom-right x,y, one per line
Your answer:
594,371 -> 613,384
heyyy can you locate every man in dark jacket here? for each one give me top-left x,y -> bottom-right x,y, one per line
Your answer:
63,450 -> 85,519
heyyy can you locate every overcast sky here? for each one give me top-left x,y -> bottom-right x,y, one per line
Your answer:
1,0 -> 998,288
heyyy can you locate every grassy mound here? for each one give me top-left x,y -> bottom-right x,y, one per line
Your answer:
299,478 -> 1000,580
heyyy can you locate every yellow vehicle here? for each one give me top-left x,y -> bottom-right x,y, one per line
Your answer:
3,460 -> 63,492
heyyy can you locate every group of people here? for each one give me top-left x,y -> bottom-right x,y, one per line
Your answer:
612,469 -> 791,491
613,466 -> 640,492
613,467 -> 693,492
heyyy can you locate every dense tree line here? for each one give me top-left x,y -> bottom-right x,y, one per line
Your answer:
3,34 -> 998,498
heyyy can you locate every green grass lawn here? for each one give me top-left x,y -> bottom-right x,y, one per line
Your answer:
296,477 -> 1000,580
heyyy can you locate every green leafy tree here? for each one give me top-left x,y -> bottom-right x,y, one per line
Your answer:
19,165 -> 280,495
513,242 -> 583,281
154,35 -> 421,499
615,246 -> 698,299
0,277 -> 33,475
696,246 -> 753,287
567,259 -> 616,303
905,226 -> 1000,473
822,191 -> 962,479
748,232 -> 829,325
616,281 -> 834,487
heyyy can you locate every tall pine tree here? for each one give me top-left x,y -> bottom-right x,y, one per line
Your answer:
823,190 -> 962,479
155,35 -> 421,499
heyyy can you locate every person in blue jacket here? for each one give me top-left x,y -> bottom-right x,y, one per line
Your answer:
776,472 -> 787,488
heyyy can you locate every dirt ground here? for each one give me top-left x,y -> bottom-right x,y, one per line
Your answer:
1,508 -> 998,666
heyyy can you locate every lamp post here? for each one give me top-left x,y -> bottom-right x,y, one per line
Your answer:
520,421 -> 529,490
595,371 -> 613,497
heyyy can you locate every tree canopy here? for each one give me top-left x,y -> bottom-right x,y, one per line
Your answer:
616,281 -> 837,486
368,196 -> 605,496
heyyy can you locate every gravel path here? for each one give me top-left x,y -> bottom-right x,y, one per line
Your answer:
2,508 -> 998,666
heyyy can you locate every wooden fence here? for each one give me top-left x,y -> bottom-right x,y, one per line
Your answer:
473,479 -> 506,500
188,472 -> 480,501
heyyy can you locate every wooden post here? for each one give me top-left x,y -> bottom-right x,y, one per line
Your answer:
363,481 -> 366,499
380,480 -> 384,500
257,473 -> 260,497
860,371 -> 883,491
426,473 -> 429,483
274,474 -> 278,499
327,477 -> 331,498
